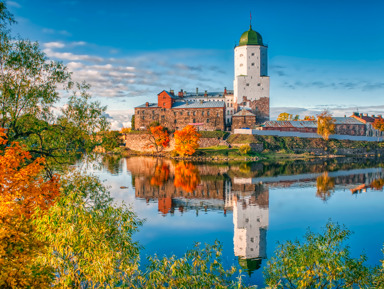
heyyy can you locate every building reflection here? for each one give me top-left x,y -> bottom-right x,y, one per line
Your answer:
125,157 -> 384,274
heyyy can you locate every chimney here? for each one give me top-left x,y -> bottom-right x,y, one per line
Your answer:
178,89 -> 184,97
204,90 -> 208,97
224,87 -> 227,95
360,113 -> 363,117
170,90 -> 174,96
145,102 -> 149,107
196,87 -> 199,96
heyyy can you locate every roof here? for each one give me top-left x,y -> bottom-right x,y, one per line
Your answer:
158,90 -> 179,99
135,103 -> 158,108
264,121 -> 317,128
239,25 -> 263,46
233,110 -> 256,117
172,101 -> 225,109
332,117 -> 364,125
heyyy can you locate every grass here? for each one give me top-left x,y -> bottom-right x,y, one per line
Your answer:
196,145 -> 258,158
198,131 -> 230,139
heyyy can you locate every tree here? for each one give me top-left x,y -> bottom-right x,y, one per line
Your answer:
0,2 -> 108,172
145,125 -> 170,153
373,117 -> 384,132
239,144 -> 251,155
277,112 -> 299,121
317,110 -> 335,140
174,125 -> 201,156
34,171 -> 143,288
100,130 -> 121,152
303,115 -> 315,121
0,128 -> 60,288
150,161 -> 170,187
131,115 -> 135,130
135,241 -> 249,289
264,221 -> 372,288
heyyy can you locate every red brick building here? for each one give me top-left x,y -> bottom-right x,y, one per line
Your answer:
232,109 -> 257,130
135,90 -> 225,131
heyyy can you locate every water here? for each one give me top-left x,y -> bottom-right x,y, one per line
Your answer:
89,156 -> 384,287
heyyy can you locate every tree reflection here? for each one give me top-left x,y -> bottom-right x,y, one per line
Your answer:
150,162 -> 170,187
370,178 -> 384,191
102,155 -> 122,175
316,172 -> 335,201
174,162 -> 201,193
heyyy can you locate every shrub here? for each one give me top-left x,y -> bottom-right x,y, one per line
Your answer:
239,144 -> 251,155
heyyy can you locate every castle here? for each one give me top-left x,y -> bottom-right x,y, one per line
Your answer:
134,24 -> 270,131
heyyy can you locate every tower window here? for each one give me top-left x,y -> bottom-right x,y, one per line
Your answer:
246,83 -> 249,86
207,111 -> 210,116
240,64 -> 243,67
257,83 -> 261,86
251,63 -> 255,66
240,54 -> 243,57
207,119 -> 209,123
251,53 -> 254,56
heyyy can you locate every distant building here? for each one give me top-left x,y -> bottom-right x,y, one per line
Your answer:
351,112 -> 384,137
134,24 -> 269,131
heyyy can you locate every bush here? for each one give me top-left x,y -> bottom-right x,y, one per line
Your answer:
239,144 -> 251,155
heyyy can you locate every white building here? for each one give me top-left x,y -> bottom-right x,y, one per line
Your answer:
233,25 -> 270,122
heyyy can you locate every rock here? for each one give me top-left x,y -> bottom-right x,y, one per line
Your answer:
120,186 -> 129,189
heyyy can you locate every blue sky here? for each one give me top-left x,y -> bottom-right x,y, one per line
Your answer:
6,0 -> 384,128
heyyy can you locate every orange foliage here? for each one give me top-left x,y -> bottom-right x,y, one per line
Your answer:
317,110 -> 335,140
174,162 -> 201,193
370,178 -> 384,191
150,163 -> 170,187
373,117 -> 384,132
303,115 -> 315,121
316,172 -> 335,201
145,126 -> 170,153
0,128 -> 60,287
174,125 -> 201,156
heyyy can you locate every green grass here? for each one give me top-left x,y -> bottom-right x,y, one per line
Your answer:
197,145 -> 257,158
199,131 -> 230,138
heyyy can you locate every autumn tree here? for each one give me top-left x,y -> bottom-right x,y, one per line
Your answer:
373,117 -> 384,132
277,112 -> 299,121
174,125 -> 201,156
145,125 -> 170,153
0,128 -> 60,288
150,161 -> 170,187
317,110 -> 336,140
303,115 -> 315,121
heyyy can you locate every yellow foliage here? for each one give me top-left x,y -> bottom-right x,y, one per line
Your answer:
174,125 -> 201,156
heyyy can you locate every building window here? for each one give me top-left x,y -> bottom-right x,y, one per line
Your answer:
251,63 -> 255,66
207,111 -> 210,116
163,102 -> 165,106
193,119 -> 196,123
187,111 -> 190,116
180,111 -> 183,115
193,111 -> 196,116
202,111 -> 204,116
174,119 -> 177,124
207,119 -> 209,123
137,111 -> 139,114
231,103 -> 233,107
240,63 -> 243,67
217,113 -> 219,117
240,54 -> 243,57
251,53 -> 254,56
257,83 -> 261,86
246,83 -> 249,86
174,112 -> 176,116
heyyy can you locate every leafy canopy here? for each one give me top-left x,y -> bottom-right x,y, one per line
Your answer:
317,110 -> 336,140
174,125 -> 201,156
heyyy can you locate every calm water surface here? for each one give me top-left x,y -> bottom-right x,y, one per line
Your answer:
89,156 -> 384,287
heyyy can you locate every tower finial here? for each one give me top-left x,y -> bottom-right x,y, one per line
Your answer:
250,11 -> 252,29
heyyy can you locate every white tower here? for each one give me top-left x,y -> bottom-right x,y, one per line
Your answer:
233,25 -> 270,121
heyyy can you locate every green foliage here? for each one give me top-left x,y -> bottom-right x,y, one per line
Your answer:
134,241 -> 251,289
199,131 -> 229,139
264,221 -> 372,288
101,130 -> 122,152
239,144 -> 251,155
34,172 -> 143,288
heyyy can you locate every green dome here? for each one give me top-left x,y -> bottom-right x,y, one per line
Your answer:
239,25 -> 263,46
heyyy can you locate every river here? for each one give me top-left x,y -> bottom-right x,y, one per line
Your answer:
87,156 -> 384,287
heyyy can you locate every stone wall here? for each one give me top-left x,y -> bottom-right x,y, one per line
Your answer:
135,106 -> 225,131
242,96 -> 269,123
232,115 -> 257,130
124,134 -> 227,152
335,124 -> 366,136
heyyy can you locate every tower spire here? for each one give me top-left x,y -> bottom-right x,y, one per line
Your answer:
250,11 -> 252,29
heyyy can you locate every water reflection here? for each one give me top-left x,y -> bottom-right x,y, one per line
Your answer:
121,157 -> 384,278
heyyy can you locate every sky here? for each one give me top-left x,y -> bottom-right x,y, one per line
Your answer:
6,0 -> 384,128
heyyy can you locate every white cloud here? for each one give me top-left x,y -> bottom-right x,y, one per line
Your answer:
7,1 -> 21,8
44,42 -> 65,49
